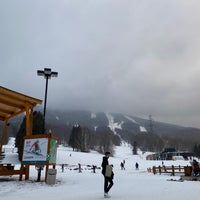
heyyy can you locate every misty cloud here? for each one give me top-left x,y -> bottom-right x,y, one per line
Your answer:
1,0 -> 200,128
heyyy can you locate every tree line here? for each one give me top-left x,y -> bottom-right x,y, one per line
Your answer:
15,111 -> 120,160
193,144 -> 200,158
12,111 -> 199,160
68,124 -> 121,154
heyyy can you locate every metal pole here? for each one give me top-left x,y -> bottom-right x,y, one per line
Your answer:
37,68 -> 58,182
43,76 -> 49,133
37,68 -> 58,134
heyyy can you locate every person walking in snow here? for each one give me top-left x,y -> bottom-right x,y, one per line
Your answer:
101,152 -> 114,198
135,162 -> 139,170
120,161 -> 125,170
192,159 -> 200,176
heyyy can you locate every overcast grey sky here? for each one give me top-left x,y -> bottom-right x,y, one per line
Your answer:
1,0 -> 200,128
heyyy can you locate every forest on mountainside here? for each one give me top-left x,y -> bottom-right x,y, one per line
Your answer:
1,110 -> 200,157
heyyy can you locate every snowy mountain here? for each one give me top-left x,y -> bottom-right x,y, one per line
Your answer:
45,109 -> 184,135
2,109 -> 200,151
45,110 -> 200,149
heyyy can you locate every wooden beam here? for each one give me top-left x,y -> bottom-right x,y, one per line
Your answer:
0,96 -> 25,109
0,107 -> 15,114
0,86 -> 42,105
0,86 -> 42,180
0,108 -> 26,122
6,109 -> 26,121
0,119 -> 8,155
0,116 -> 5,121
0,86 -> 42,122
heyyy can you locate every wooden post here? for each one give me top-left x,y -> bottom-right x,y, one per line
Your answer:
158,165 -> 161,174
0,119 -> 8,155
25,104 -> 33,136
45,164 -> 49,182
171,165 -> 175,176
153,166 -> 156,174
19,164 -> 26,181
24,104 -> 33,180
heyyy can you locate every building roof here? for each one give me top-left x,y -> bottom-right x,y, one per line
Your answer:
0,86 -> 42,121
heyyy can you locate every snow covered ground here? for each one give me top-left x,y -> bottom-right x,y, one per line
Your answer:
0,142 -> 199,200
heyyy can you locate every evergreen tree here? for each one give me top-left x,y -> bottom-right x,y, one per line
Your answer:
15,117 -> 26,161
68,124 -> 81,151
133,141 -> 138,155
98,129 -> 114,154
15,111 -> 44,161
80,127 -> 90,152
68,125 -> 91,152
193,144 -> 200,158
32,111 -> 44,134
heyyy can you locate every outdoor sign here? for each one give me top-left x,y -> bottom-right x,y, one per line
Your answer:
49,138 -> 57,164
22,138 -> 48,164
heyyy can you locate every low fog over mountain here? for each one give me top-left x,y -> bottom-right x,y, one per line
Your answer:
2,109 -> 200,153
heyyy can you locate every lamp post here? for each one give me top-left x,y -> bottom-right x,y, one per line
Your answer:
37,68 -> 58,133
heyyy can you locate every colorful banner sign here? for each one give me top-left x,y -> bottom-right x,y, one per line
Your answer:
22,138 -> 48,164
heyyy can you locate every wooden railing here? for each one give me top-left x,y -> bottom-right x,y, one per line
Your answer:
0,164 -> 26,180
147,165 -> 191,176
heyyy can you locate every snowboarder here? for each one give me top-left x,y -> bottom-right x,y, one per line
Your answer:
101,152 -> 114,198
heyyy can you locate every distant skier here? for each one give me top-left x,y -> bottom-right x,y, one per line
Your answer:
192,159 -> 200,176
135,162 -> 139,170
120,162 -> 125,170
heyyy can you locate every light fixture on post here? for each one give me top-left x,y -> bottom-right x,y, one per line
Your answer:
37,68 -> 58,134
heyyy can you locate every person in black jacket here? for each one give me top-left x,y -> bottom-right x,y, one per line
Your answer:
101,152 -> 114,198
